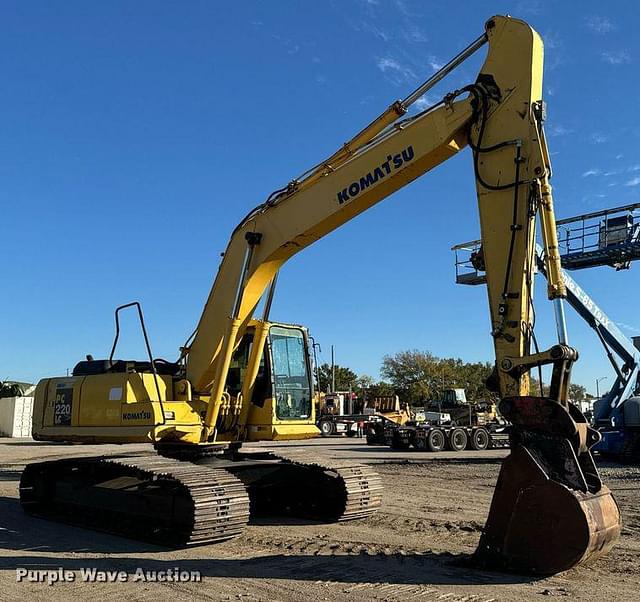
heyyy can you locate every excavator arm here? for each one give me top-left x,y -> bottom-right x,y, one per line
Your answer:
181,15 -> 620,574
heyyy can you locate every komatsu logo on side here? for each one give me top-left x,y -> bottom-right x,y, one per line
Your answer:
123,410 -> 152,421
337,146 -> 415,205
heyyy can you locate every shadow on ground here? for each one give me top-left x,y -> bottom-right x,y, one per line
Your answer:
0,441 -> 67,446
0,552 -> 538,586
0,493 -> 541,586
346,452 -> 505,466
0,496 -> 164,554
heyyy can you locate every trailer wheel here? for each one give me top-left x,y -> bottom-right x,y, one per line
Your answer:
471,427 -> 490,451
427,429 -> 445,452
319,420 -> 334,437
448,428 -> 468,451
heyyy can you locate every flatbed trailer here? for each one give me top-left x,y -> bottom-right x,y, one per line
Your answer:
381,422 -> 510,452
317,413 -> 371,437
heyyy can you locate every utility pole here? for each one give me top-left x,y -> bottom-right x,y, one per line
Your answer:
595,376 -> 608,398
331,345 -> 335,393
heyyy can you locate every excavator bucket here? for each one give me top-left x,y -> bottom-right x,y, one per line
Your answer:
475,396 -> 621,575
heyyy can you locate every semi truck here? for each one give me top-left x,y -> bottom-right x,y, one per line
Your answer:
318,392 -> 410,437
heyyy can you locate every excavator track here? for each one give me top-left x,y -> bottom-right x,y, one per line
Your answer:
159,445 -> 384,523
20,454 -> 250,547
20,447 -> 382,548
243,449 -> 383,522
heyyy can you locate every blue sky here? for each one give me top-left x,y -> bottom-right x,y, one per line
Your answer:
2,0 -> 639,395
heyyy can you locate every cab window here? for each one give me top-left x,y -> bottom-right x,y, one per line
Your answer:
269,326 -> 312,420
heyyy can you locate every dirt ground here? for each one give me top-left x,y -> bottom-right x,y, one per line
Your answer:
0,437 -> 638,602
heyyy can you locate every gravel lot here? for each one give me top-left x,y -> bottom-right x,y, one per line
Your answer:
1,437 -> 638,601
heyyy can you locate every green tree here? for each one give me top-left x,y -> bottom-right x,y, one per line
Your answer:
355,374 -> 375,391
380,350 -> 441,402
569,383 -> 587,403
452,360 -> 498,403
317,363 -> 358,392
529,379 -> 588,402
529,377 -> 548,396
358,379 -> 396,402
381,350 -> 498,404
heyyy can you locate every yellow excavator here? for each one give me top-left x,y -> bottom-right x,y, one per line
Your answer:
22,15 -> 620,574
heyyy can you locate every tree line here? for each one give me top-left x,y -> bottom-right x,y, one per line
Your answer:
316,349 -> 589,404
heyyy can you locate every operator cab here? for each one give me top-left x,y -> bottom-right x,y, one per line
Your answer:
224,322 -> 317,440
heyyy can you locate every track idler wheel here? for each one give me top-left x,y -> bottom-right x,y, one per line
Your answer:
475,396 -> 621,575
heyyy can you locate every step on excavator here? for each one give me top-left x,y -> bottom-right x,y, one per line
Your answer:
22,15 -> 620,574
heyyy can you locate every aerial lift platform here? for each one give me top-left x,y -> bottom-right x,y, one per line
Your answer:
453,203 -> 640,285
